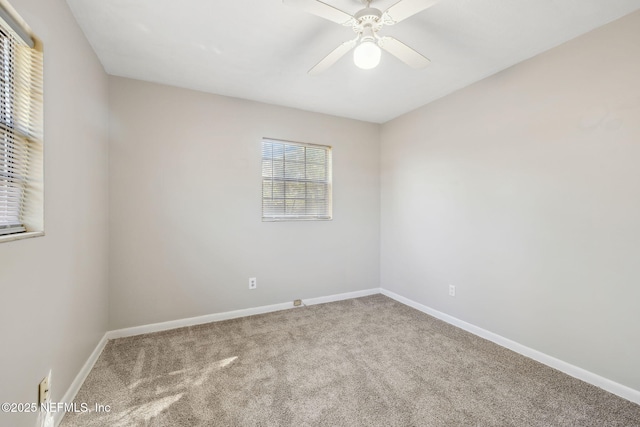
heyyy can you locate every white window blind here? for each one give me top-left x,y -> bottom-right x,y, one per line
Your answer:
262,138 -> 332,221
0,4 -> 43,237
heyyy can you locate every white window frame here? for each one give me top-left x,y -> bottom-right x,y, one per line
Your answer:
261,138 -> 332,221
0,0 -> 43,243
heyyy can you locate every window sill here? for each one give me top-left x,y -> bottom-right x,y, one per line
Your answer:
262,217 -> 333,222
0,231 -> 44,244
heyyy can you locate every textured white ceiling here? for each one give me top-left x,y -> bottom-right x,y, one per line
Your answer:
65,0 -> 640,123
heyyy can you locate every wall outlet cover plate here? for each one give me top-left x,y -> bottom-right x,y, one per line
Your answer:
39,375 -> 50,405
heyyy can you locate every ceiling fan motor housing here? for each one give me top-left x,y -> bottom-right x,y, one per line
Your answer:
353,7 -> 383,36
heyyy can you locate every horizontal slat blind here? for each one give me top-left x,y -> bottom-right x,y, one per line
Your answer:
0,13 -> 42,236
262,139 -> 332,221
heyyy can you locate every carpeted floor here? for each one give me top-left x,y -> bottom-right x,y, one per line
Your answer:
60,295 -> 640,426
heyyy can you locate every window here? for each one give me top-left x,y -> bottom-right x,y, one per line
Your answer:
0,3 -> 43,239
262,138 -> 332,221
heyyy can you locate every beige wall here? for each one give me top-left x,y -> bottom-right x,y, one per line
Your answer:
0,0 -> 109,426
108,77 -> 380,329
380,11 -> 640,391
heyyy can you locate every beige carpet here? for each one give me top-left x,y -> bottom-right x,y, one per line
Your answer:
60,295 -> 640,426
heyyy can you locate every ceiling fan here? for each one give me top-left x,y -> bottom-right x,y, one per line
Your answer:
283,0 -> 438,74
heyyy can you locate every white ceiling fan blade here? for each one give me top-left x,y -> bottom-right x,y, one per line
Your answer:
283,0 -> 354,25
383,0 -> 439,24
308,39 -> 358,75
378,36 -> 431,68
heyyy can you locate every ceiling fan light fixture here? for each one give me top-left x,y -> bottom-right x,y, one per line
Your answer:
353,40 -> 381,70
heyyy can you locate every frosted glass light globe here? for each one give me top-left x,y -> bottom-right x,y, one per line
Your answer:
353,41 -> 381,70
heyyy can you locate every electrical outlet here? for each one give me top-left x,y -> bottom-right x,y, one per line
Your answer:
39,374 -> 50,406
249,277 -> 257,289
449,285 -> 456,297
293,299 -> 302,307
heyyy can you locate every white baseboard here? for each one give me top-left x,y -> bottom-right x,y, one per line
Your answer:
303,288 -> 381,306
380,288 -> 640,405
107,288 -> 382,340
106,302 -> 291,339
54,333 -> 109,427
